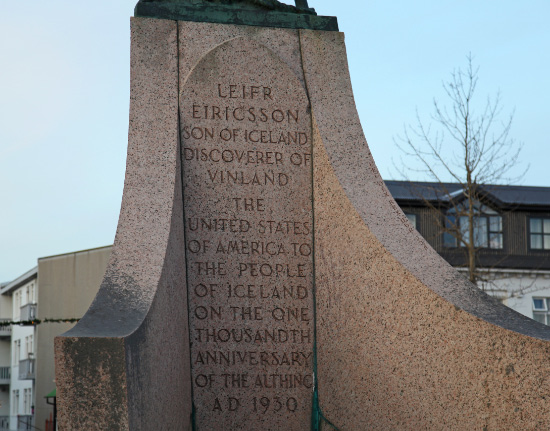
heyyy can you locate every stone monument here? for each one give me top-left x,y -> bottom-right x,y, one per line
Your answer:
55,1 -> 550,430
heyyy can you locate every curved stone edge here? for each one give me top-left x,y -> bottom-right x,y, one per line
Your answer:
299,30 -> 550,430
53,20 -> 309,430
55,18 -> 192,430
177,21 -> 305,92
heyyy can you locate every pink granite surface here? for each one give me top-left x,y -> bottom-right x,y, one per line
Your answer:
178,21 -> 305,89
55,17 -> 550,431
56,17 -> 191,430
180,32 -> 314,430
301,29 -> 550,430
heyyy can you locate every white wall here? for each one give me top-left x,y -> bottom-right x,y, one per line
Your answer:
9,279 -> 36,431
479,269 -> 550,322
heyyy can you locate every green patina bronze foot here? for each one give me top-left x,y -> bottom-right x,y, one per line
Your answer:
134,0 -> 338,31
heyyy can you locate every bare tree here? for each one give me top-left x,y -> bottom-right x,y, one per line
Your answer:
394,54 -> 526,285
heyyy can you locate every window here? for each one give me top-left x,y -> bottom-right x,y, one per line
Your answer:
14,291 -> 20,321
27,335 -> 34,357
530,218 -> 550,250
533,298 -> 550,325
23,389 -> 28,415
444,201 -> 503,249
23,388 -> 32,415
14,340 -> 20,363
405,213 -> 417,228
23,335 -> 34,359
27,389 -> 32,414
12,390 -> 19,415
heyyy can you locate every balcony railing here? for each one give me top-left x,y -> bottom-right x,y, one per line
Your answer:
0,415 -> 9,430
0,320 -> 11,337
16,415 -> 33,430
0,367 -> 10,384
19,304 -> 37,322
18,358 -> 35,380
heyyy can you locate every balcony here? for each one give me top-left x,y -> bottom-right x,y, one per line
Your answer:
0,319 -> 11,338
15,415 -> 33,430
19,304 -> 37,323
19,357 -> 35,380
0,367 -> 9,385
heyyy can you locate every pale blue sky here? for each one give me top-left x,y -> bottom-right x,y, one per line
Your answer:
1,1 -> 549,281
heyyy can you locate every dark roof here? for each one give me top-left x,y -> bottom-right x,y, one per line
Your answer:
385,180 -> 550,209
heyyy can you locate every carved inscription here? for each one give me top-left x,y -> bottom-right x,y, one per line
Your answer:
182,39 -> 314,431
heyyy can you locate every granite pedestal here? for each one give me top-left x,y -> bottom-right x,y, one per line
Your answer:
55,13 -> 550,431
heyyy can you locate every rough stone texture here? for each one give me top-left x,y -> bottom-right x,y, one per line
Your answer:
301,29 -> 550,430
55,17 -> 191,430
181,35 -> 314,430
178,21 -> 305,89
56,16 -> 550,431
55,337 -> 129,430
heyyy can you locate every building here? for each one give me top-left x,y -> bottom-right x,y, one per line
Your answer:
1,268 -> 37,431
0,283 -> 13,430
0,246 -> 111,430
34,246 -> 111,429
387,180 -> 550,323
1,181 -> 549,426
